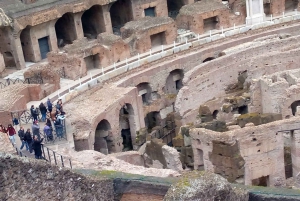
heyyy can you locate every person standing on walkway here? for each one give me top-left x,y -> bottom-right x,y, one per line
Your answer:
7,124 -> 16,145
24,128 -> 33,153
32,135 -> 44,159
43,124 -> 53,141
47,98 -> 53,113
13,117 -> 20,131
18,127 -> 29,151
39,102 -> 47,122
30,105 -> 38,122
32,120 -> 40,140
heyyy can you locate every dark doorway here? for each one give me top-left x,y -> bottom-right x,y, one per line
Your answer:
144,111 -> 161,132
145,7 -> 156,17
203,57 -> 215,63
290,100 -> 300,116
55,13 -> 77,47
167,0 -> 184,19
204,16 -> 218,32
95,119 -> 113,154
252,176 -> 269,186
212,110 -> 219,119
238,105 -> 248,114
264,3 -> 271,16
285,0 -> 298,12
81,5 -> 106,39
84,54 -> 100,70
284,146 -> 293,179
38,37 -> 50,59
165,69 -> 184,94
110,0 -> 133,35
137,82 -> 152,105
119,104 -> 135,151
150,32 -> 166,48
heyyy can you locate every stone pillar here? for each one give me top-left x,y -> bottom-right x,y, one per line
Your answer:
48,20 -> 58,52
73,12 -> 84,39
246,0 -> 265,25
291,130 -> 300,178
11,31 -> 26,69
102,4 -> 113,34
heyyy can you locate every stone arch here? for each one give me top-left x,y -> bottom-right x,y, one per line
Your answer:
136,82 -> 152,105
94,119 -> 113,155
290,100 -> 300,116
81,5 -> 106,39
144,111 -> 161,132
167,0 -> 185,18
110,0 -> 133,35
164,69 -> 184,94
212,110 -> 219,119
20,26 -> 34,62
119,103 -> 136,151
55,12 -> 77,48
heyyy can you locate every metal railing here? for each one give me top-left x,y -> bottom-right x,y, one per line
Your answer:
148,121 -> 176,146
0,73 -> 43,89
41,144 -> 72,169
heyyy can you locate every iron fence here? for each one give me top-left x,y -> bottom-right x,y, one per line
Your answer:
41,144 -> 72,169
0,73 -> 43,89
148,121 -> 176,146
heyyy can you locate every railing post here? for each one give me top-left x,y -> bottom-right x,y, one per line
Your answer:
42,144 -> 46,159
47,147 -> 51,163
69,159 -> 72,169
53,151 -> 57,165
61,155 -> 64,167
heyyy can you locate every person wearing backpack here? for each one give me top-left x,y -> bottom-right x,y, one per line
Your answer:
39,102 -> 47,122
18,127 -> 28,151
43,124 -> 53,141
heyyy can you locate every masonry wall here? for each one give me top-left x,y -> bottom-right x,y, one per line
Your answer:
0,153 -> 114,201
131,0 -> 168,19
189,118 -> 300,186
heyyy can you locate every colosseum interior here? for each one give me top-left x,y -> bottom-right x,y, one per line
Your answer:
2,0 -> 300,200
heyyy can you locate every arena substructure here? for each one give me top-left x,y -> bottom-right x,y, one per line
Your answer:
2,0 -> 300,200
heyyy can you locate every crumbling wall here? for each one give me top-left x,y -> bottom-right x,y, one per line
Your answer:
0,153 -> 114,201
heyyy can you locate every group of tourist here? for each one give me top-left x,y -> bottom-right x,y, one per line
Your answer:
0,98 -> 66,160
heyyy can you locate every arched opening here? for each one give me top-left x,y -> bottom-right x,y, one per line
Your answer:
110,0 -> 133,35
285,0 -> 298,12
167,0 -> 184,19
144,111 -> 161,132
55,13 -> 77,48
20,26 -> 34,62
165,69 -> 184,94
94,119 -> 113,154
203,57 -> 215,63
137,82 -> 152,105
119,103 -> 135,151
212,110 -> 219,119
81,5 -> 106,39
290,100 -> 300,116
0,27 -> 16,67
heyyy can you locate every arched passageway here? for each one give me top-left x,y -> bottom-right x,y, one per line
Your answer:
119,104 -> 135,151
165,69 -> 184,94
94,119 -> 113,154
0,27 -> 16,67
137,82 -> 152,105
81,5 -> 106,39
285,0 -> 298,12
110,0 -> 133,35
20,26 -> 34,62
167,0 -> 184,18
55,13 -> 77,47
144,111 -> 161,132
290,100 -> 300,116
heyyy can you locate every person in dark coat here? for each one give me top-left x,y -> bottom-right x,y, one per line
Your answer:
18,127 -> 28,151
24,129 -> 33,153
39,102 -> 47,122
32,135 -> 44,159
30,105 -> 38,121
47,98 -> 53,113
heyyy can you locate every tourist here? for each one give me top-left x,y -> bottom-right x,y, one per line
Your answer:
12,117 -> 19,131
43,124 -> 53,141
54,117 -> 63,138
32,120 -> 40,140
47,98 -> 53,113
32,135 -> 44,159
30,105 -> 38,121
46,118 -> 52,127
39,102 -> 47,122
18,127 -> 28,151
7,124 -> 16,145
24,128 -> 33,153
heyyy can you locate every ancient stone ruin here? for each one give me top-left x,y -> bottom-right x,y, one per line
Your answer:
2,0 -> 300,200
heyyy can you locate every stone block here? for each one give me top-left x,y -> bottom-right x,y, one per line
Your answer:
184,135 -> 191,147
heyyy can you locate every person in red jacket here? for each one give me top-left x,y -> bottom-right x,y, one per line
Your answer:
7,124 -> 16,145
